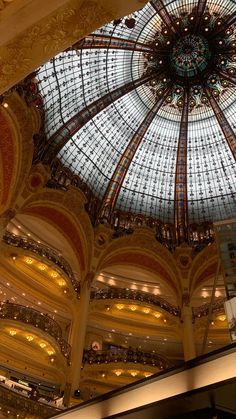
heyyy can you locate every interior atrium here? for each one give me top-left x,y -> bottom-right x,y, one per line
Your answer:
0,0 -> 236,417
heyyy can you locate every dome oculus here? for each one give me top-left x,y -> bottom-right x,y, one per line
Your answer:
171,35 -> 210,77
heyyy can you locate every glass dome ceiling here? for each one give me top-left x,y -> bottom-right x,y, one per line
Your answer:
37,0 -> 236,231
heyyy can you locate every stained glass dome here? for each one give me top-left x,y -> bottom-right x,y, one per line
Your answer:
37,0 -> 236,235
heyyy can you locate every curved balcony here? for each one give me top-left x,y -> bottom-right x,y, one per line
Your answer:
90,287 -> 180,317
3,231 -> 80,296
0,381 -> 61,419
0,302 -> 71,360
48,159 -> 215,251
193,298 -> 226,318
83,348 -> 170,370
91,288 -> 226,319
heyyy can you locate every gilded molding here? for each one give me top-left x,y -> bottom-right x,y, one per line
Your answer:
0,0 -> 147,94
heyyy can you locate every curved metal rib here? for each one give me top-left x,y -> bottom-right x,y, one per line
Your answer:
98,87 -> 171,221
194,0 -> 207,31
174,90 -> 189,242
74,35 -> 152,53
151,0 -> 178,34
205,88 -> 236,161
210,13 -> 236,38
43,72 -> 156,161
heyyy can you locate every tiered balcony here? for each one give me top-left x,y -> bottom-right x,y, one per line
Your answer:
0,302 -> 71,360
91,287 -> 225,318
3,232 -> 80,296
0,381 -> 62,418
83,347 -> 170,370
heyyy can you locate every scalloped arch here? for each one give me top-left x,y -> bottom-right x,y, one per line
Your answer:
19,188 -> 94,276
97,231 -> 182,301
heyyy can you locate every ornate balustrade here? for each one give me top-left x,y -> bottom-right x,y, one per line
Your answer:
83,347 -> 170,369
48,160 -> 215,252
193,298 -> 226,318
90,287 -> 180,316
108,210 -> 215,253
0,302 -> 71,360
91,288 -> 226,319
0,382 -> 61,419
3,231 -> 80,296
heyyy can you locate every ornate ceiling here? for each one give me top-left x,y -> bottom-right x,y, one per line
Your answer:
37,0 -> 236,232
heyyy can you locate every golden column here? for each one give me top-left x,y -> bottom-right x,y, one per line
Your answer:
181,304 -> 196,361
64,271 -> 95,405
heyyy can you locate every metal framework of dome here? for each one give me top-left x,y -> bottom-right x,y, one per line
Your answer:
36,0 -> 236,241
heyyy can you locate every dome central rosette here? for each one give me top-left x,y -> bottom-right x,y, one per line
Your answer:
171,34 -> 211,78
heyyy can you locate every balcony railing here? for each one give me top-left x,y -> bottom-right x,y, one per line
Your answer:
48,159 -> 215,252
193,298 -> 226,318
83,348 -> 170,369
3,231 -> 80,296
91,288 -> 226,319
90,287 -> 180,316
0,302 -> 71,360
0,382 -> 61,419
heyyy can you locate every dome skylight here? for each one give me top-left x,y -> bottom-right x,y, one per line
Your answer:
37,0 -> 236,239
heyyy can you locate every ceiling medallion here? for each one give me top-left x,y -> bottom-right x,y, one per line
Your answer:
171,34 -> 210,77
144,9 -> 236,112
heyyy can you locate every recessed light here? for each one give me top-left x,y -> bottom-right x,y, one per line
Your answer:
38,264 -> 46,271
40,343 -> 46,348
